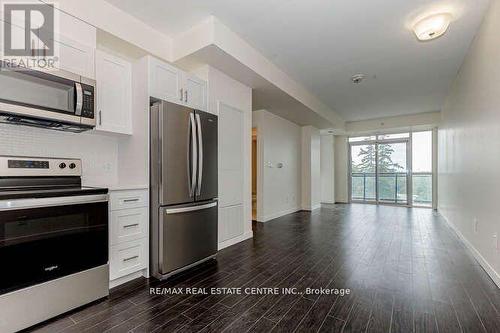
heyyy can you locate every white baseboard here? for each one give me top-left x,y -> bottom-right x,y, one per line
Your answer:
302,204 -> 321,211
218,230 -> 253,250
259,207 -> 301,222
440,211 -> 500,288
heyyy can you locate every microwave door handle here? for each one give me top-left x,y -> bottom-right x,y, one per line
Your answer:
189,113 -> 197,197
195,113 -> 203,196
75,82 -> 83,116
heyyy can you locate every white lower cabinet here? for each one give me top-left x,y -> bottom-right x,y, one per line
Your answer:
109,189 -> 149,286
110,207 -> 148,245
110,239 -> 147,281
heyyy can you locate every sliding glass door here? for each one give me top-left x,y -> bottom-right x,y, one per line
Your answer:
377,141 -> 408,205
350,136 -> 410,206
412,131 -> 433,207
351,144 -> 376,202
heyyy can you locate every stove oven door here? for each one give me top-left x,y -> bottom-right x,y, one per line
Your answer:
0,194 -> 108,295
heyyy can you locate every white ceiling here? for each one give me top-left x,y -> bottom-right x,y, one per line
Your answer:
106,0 -> 490,121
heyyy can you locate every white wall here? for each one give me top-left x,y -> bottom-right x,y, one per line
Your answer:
0,124 -> 118,186
320,134 -> 335,204
334,135 -> 349,203
301,126 -> 321,210
252,110 -> 302,221
439,0 -> 500,286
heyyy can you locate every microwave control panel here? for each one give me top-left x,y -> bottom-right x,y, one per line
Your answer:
81,84 -> 95,119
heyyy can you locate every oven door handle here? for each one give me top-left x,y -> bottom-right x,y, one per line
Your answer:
0,194 -> 108,211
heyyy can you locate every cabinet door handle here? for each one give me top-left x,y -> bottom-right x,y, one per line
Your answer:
185,90 -> 188,103
123,223 -> 139,228
123,198 -> 139,203
123,255 -> 139,262
31,39 -> 35,57
180,88 -> 184,101
99,110 -> 102,126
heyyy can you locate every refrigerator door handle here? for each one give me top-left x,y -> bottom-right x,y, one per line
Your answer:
166,202 -> 217,214
189,113 -> 198,197
195,113 -> 203,196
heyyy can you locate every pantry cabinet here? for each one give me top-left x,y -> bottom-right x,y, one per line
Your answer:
95,50 -> 133,135
148,56 -> 207,111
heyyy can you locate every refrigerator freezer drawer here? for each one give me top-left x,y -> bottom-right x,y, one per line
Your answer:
159,201 -> 218,275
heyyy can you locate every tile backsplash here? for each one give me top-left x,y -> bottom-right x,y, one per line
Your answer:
0,124 -> 119,186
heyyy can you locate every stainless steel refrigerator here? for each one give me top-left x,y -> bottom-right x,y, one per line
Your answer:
150,100 -> 218,280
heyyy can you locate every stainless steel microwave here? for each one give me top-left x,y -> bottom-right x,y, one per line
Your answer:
0,62 -> 96,132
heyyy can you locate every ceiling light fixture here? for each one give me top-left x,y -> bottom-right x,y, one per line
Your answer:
413,13 -> 452,41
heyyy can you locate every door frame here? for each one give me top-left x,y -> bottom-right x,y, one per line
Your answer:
348,137 -> 412,207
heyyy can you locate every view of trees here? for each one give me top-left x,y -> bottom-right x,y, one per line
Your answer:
352,143 -> 416,204
351,144 -> 404,173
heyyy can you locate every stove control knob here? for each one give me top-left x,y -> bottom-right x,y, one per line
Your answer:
69,163 -> 76,169
59,162 -> 67,169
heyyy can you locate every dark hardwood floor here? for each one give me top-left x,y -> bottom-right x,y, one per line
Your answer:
26,204 -> 500,333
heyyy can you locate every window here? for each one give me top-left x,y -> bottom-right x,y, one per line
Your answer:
349,130 -> 434,208
412,131 -> 433,207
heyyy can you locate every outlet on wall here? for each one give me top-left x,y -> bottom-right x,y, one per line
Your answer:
473,218 -> 479,234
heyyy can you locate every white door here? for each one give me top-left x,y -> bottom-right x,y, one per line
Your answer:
183,72 -> 207,111
95,50 -> 132,134
149,58 -> 182,103
218,103 -> 244,242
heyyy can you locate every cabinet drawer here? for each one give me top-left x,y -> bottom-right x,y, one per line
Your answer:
110,239 -> 147,280
110,190 -> 148,210
110,208 -> 148,245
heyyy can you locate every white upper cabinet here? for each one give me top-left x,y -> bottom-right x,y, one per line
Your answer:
0,5 -> 96,78
95,50 -> 132,135
50,33 -> 95,79
148,57 -> 207,111
149,57 -> 182,102
183,72 -> 207,111
39,6 -> 96,78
